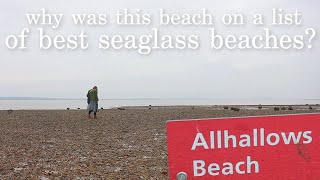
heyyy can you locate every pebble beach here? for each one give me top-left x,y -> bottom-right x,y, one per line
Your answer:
0,105 -> 319,179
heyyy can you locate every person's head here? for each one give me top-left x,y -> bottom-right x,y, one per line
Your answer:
92,86 -> 98,91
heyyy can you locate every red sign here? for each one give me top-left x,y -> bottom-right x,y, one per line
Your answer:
166,113 -> 320,180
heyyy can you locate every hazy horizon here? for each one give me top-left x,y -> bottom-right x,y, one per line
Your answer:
1,96 -> 320,100
1,0 -> 319,100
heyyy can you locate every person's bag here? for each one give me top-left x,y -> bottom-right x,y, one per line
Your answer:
87,90 -> 91,104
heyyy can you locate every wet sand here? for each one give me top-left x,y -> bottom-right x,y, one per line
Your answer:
0,105 -> 319,179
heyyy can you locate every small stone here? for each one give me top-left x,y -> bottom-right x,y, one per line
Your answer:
40,176 -> 50,180
231,107 -> 240,111
14,167 -> 23,172
18,162 -> 28,167
44,170 -> 58,175
114,167 -> 122,172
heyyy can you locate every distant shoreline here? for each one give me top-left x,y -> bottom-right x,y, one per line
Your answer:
1,104 -> 319,111
1,97 -> 320,101
1,99 -> 319,111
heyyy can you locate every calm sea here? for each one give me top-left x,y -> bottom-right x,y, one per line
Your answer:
0,99 -> 319,110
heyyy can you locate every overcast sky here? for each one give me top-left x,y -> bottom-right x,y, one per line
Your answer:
0,0 -> 319,99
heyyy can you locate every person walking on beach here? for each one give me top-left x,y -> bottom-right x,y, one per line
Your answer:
87,86 -> 99,119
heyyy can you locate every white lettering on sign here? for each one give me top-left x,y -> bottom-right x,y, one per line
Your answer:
193,156 -> 259,176
191,128 -> 312,150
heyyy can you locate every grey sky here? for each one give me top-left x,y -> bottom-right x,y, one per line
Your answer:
0,0 -> 319,99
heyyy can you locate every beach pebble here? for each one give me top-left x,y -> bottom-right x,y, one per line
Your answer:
18,162 -> 28,167
231,107 -> 240,111
44,170 -> 58,175
114,167 -> 122,172
14,167 -> 23,172
40,176 -> 50,180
